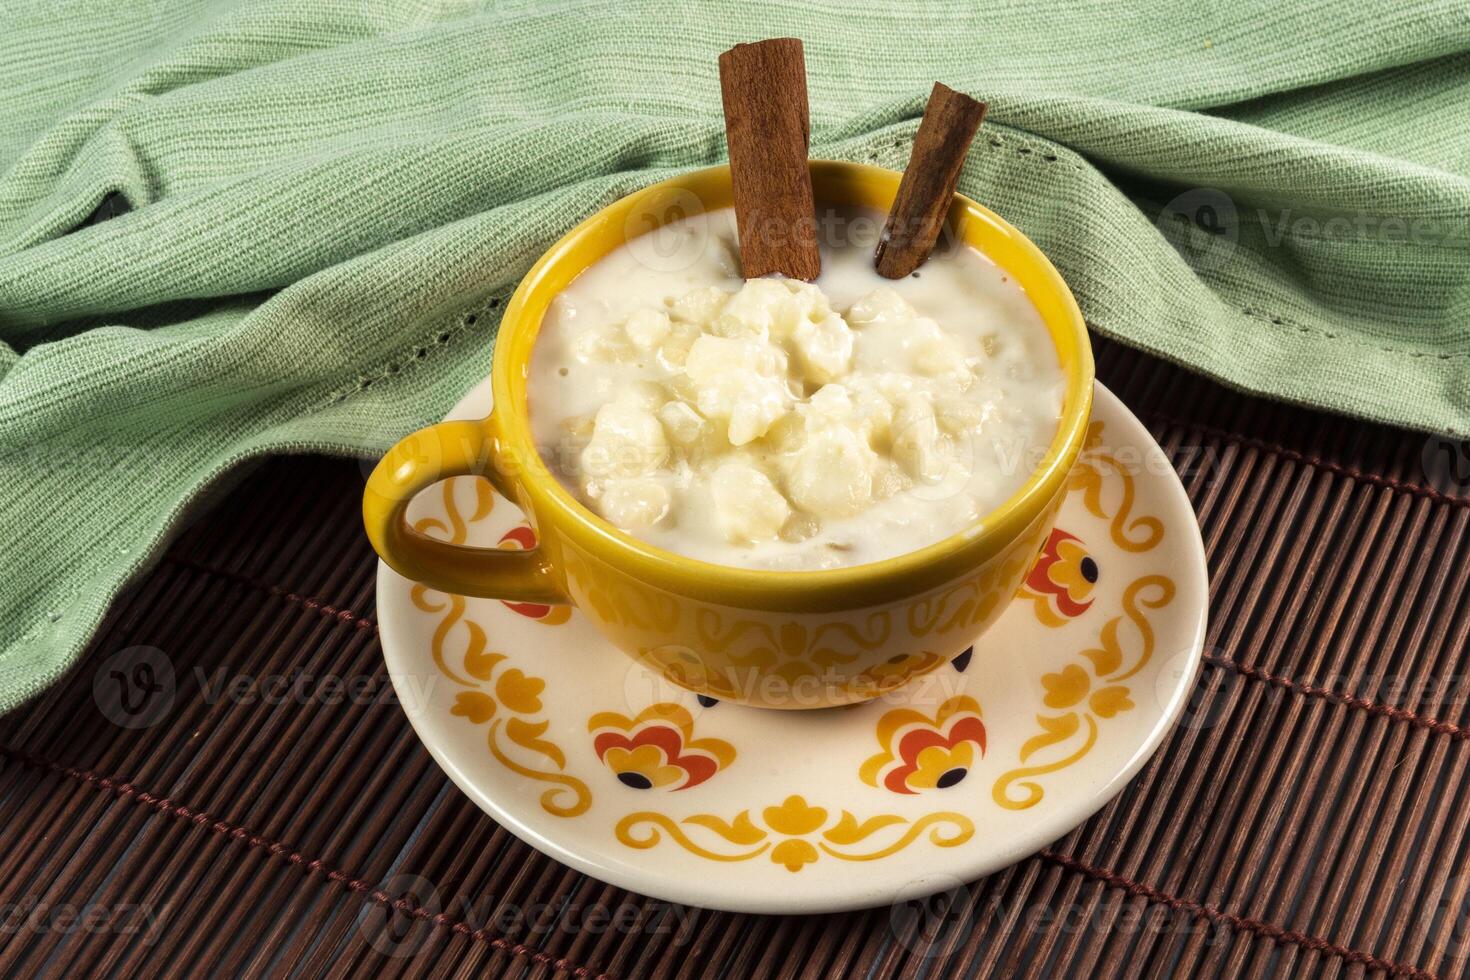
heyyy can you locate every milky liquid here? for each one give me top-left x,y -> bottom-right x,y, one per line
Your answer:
527,207 -> 1064,570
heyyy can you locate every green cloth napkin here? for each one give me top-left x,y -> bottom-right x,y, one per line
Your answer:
3,0 -> 1469,710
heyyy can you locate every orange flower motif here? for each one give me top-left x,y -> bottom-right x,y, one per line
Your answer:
860,696 -> 987,794
497,526 -> 571,625
763,796 -> 829,871
1020,528 -> 1098,627
1042,663 -> 1091,709
614,795 -> 974,872
764,795 -> 828,835
588,703 -> 735,790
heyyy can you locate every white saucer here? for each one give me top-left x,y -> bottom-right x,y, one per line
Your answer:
377,381 -> 1208,914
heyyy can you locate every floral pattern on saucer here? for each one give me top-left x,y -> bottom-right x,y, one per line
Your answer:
377,381 -> 1208,914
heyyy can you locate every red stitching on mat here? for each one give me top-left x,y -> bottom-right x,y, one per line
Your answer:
1139,411 -> 1470,510
0,746 -> 613,980
1203,652 -> 1469,741
169,540 -> 1470,747
170,556 -> 1470,744
166,557 -> 379,633
1039,849 -> 1437,980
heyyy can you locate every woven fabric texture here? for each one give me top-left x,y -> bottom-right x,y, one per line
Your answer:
2,0 -> 1469,707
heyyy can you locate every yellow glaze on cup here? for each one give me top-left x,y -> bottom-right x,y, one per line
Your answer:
364,161 -> 1093,708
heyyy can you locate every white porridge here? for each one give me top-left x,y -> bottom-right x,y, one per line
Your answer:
527,207 -> 1064,570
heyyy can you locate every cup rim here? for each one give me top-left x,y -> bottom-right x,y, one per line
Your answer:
489,160 -> 1094,611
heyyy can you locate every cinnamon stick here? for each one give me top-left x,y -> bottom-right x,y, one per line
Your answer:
718,38 -> 821,281
875,83 -> 987,279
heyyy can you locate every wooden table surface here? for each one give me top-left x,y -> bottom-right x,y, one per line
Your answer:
2,336 -> 1467,979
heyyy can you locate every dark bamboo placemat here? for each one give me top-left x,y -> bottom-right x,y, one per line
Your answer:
2,337 -> 1467,979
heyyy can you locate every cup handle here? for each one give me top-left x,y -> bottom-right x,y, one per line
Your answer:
363,417 -> 568,603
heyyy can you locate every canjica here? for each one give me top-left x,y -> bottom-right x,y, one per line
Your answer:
528,207 -> 1064,571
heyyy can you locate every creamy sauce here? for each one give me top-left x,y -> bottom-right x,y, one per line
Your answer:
528,207 -> 1063,570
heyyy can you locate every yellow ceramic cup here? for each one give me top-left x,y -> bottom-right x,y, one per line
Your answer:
364,161 -> 1093,709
